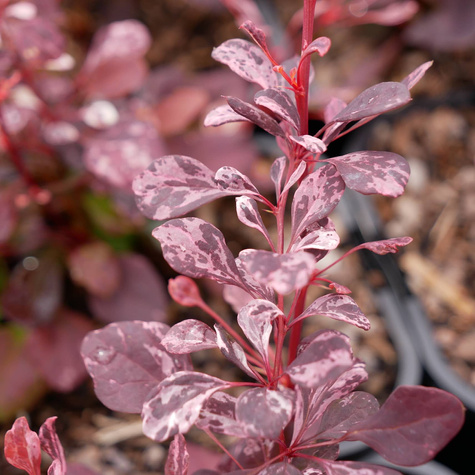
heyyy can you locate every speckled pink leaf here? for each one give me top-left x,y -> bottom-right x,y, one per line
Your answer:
346,385 -> 465,466
237,300 -> 283,362
215,166 -> 260,195
354,237 -> 413,255
401,61 -> 433,90
270,156 -> 287,200
38,417 -> 67,475
287,330 -> 354,389
4,417 -> 41,475
142,372 -> 230,442
327,151 -> 410,198
254,88 -> 300,131
235,257 -> 275,301
331,82 -> 411,124
239,20 -> 271,55
165,434 -> 189,475
290,220 -> 339,253
301,37 -> 331,61
226,96 -> 284,137
236,388 -> 295,438
133,155 -> 226,220
290,135 -> 327,154
318,460 -> 402,475
161,320 -> 217,354
235,197 -> 272,244
81,321 -> 191,413
212,39 -> 278,89
153,218 -> 243,287
260,463 -> 302,475
239,250 -> 315,295
293,294 -> 370,330
291,166 -> 345,239
214,325 -> 257,380
282,161 -> 307,195
204,104 -> 251,127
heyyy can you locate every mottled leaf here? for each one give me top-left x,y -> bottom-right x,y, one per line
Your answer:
142,372 -> 229,442
331,82 -> 411,124
346,386 -> 465,466
165,434 -> 189,475
4,417 -> 41,475
254,88 -> 300,131
401,61 -> 433,90
237,300 -> 283,362
236,388 -> 295,438
293,294 -> 370,330
212,39 -> 278,89
354,237 -> 413,255
270,156 -> 287,200
38,417 -> 67,475
324,98 -> 347,124
204,104 -> 251,127
327,151 -> 410,198
161,320 -> 217,354
153,218 -> 243,287
235,256 -> 275,302
318,460 -> 402,475
215,166 -> 260,195
81,321 -> 191,413
226,96 -> 284,137
282,160 -> 307,195
289,135 -> 327,154
291,166 -> 345,239
290,220 -> 339,253
239,250 -> 315,295
239,20 -> 271,56
301,37 -> 331,60
235,197 -> 272,244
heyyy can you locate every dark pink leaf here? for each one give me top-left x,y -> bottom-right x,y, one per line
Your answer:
331,82 -> 411,124
89,254 -> 169,324
237,299 -> 283,362
133,155 -> 226,220
289,135 -> 326,154
301,37 -> 331,60
153,218 -> 243,287
282,161 -> 307,195
161,320 -> 217,354
168,276 -> 204,307
239,250 -> 315,295
354,237 -> 413,255
235,197 -> 272,244
287,330 -> 354,389
346,386 -> 465,466
401,61 -> 433,90
235,256 -> 275,302
226,96 -> 284,137
215,166 -> 260,195
4,417 -> 42,475
236,388 -> 295,438
293,294 -> 370,330
81,321 -> 192,413
318,460 -> 402,475
270,156 -> 287,200
204,105 -> 251,127
38,417 -> 67,475
239,20 -> 271,56
291,166 -> 345,239
212,39 -> 278,89
165,434 -> 189,475
84,120 -> 163,190
142,372 -> 230,442
260,462 -> 302,474
214,325 -> 257,380
254,88 -> 300,131
26,310 -> 93,392
290,221 -> 339,253
327,151 -> 410,198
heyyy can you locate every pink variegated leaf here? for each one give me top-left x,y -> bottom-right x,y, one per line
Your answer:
318,460 -> 402,475
354,237 -> 413,255
165,434 -> 189,475
226,96 -> 284,137
212,39 -> 278,89
401,61 -> 433,90
301,36 -> 331,61
235,197 -> 272,244
318,392 -> 380,440
270,156 -> 287,200
81,321 -> 191,413
324,97 -> 347,124
204,104 -> 251,127
153,218 -> 243,287
293,294 -> 370,331
236,388 -> 295,438
197,392 -> 246,437
290,221 -> 340,253
346,386 -> 465,466
291,166 -> 345,239
254,88 -> 300,131
260,463 -> 302,474
38,417 -> 66,475
214,325 -> 258,380
327,151 -> 410,198
142,372 -> 230,442
237,299 -> 283,362
215,166 -> 260,195
133,155 -> 226,220
282,160 -> 307,195
4,417 -> 42,475
239,20 -> 271,56
287,330 -> 354,389
168,276 -> 204,307
290,135 -> 327,154
331,82 -> 411,124
239,250 -> 315,295
235,257 -> 275,301
161,320 -> 217,354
